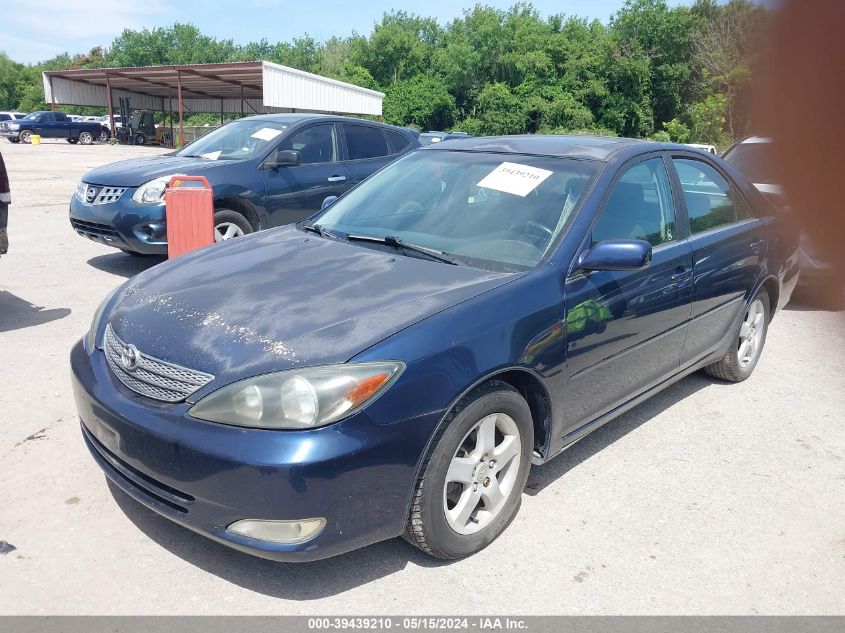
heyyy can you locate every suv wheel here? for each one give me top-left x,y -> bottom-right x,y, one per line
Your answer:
213,208 -> 253,242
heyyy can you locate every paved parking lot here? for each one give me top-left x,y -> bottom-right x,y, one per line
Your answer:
0,140 -> 843,615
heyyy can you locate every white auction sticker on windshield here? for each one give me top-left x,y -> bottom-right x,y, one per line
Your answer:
251,127 -> 283,142
476,161 -> 553,197
200,150 -> 221,160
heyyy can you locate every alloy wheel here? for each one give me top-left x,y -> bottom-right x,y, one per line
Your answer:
443,412 -> 522,535
738,298 -> 765,368
214,222 -> 245,242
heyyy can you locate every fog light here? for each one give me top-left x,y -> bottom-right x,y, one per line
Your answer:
227,518 -> 326,544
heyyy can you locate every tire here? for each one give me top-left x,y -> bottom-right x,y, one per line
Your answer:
213,208 -> 253,242
67,138 -> 78,144
78,131 -> 94,145
704,289 -> 770,382
19,130 -> 31,144
404,380 -> 534,559
99,129 -> 109,142
133,133 -> 146,146
8,138 -> 19,143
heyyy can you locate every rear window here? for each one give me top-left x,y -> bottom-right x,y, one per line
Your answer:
344,124 -> 390,160
385,129 -> 412,154
722,142 -> 776,185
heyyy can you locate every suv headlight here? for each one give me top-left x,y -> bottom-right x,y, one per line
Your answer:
189,362 -> 405,429
132,174 -> 183,204
8,123 -> 20,130
86,285 -> 122,352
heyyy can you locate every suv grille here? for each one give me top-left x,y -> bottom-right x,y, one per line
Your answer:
103,324 -> 215,403
70,219 -> 126,245
76,183 -> 127,205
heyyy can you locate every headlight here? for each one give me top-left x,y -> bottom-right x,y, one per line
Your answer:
189,362 -> 405,429
85,285 -> 122,352
9,123 -> 20,130
131,175 -> 183,204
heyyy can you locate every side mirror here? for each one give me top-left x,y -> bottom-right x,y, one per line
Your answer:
265,149 -> 300,169
578,239 -> 652,272
321,195 -> 338,210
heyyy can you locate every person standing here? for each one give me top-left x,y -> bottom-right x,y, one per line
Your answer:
0,150 -> 8,255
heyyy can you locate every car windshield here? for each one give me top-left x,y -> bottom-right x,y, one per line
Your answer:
723,142 -> 776,185
174,119 -> 289,161
316,150 -> 600,272
21,112 -> 41,121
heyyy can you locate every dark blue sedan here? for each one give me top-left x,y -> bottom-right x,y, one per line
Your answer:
71,135 -> 799,561
68,113 -> 418,255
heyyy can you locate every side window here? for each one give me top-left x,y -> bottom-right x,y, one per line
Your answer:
592,157 -> 676,247
277,124 -> 337,165
54,113 -> 67,122
673,158 -> 752,234
36,114 -> 49,123
384,129 -> 412,154
343,124 -> 390,160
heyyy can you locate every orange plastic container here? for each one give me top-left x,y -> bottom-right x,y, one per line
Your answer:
164,175 -> 214,258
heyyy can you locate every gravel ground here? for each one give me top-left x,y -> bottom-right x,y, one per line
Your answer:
0,140 -> 843,615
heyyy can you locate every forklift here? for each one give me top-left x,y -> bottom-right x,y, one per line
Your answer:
114,98 -> 174,147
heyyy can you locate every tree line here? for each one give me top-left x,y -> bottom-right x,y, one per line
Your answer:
0,0 -> 767,149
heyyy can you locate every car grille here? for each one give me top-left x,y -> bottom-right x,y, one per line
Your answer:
103,324 -> 215,403
76,182 -> 127,205
70,218 -> 127,245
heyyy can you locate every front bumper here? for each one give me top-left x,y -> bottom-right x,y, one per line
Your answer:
0,129 -> 19,138
69,192 -> 168,255
70,340 -> 431,562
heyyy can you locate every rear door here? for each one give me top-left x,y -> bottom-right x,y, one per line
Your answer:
53,113 -> 71,138
262,122 -> 348,227
340,123 -> 396,188
668,154 -> 766,364
562,155 -> 693,432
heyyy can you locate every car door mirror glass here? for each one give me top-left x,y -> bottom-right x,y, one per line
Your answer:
578,239 -> 652,272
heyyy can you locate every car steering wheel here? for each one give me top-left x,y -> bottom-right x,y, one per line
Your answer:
508,221 -> 554,245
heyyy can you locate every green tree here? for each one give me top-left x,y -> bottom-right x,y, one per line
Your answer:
383,75 -> 456,130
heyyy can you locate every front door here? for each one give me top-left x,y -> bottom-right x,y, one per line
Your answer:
263,123 -> 348,227
562,155 -> 693,435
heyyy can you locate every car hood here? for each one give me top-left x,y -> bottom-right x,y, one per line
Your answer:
108,226 -> 515,392
82,154 -> 225,187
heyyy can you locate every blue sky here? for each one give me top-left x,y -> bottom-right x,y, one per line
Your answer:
1,0 -> 694,65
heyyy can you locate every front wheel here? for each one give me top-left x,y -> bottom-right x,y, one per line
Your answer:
404,380 -> 533,559
99,129 -> 109,142
78,131 -> 94,145
705,290 -> 770,382
133,133 -> 146,145
213,208 -> 253,243
7,137 -> 19,143
67,138 -> 78,144
19,130 -> 32,144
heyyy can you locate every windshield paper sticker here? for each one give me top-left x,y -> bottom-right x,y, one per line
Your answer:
476,162 -> 553,197
200,150 -> 221,160
251,127 -> 284,142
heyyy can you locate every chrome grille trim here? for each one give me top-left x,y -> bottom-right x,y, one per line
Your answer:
76,183 -> 128,205
103,324 -> 214,403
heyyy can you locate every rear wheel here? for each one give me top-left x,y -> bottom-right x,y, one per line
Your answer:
19,130 -> 31,144
213,208 -> 253,243
7,137 -> 19,143
705,290 -> 770,382
404,380 -> 533,559
133,133 -> 146,145
78,131 -> 94,145
67,138 -> 78,144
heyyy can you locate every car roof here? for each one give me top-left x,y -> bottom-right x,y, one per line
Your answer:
421,134 -> 674,161
239,113 -> 413,133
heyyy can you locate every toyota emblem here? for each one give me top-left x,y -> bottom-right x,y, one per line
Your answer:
120,344 -> 140,372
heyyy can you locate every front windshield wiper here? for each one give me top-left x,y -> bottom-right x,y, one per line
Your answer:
298,221 -> 347,242
346,234 -> 462,266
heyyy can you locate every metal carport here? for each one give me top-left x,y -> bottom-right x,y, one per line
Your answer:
42,61 -> 384,146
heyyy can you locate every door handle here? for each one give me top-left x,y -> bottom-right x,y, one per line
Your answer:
671,265 -> 693,286
327,175 -> 346,182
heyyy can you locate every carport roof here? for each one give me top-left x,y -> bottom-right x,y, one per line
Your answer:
42,61 -> 384,116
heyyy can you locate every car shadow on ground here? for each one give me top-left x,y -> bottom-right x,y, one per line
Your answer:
525,372 -> 712,495
0,290 -> 70,333
784,287 -> 845,312
87,252 -> 166,278
108,371 -> 715,598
